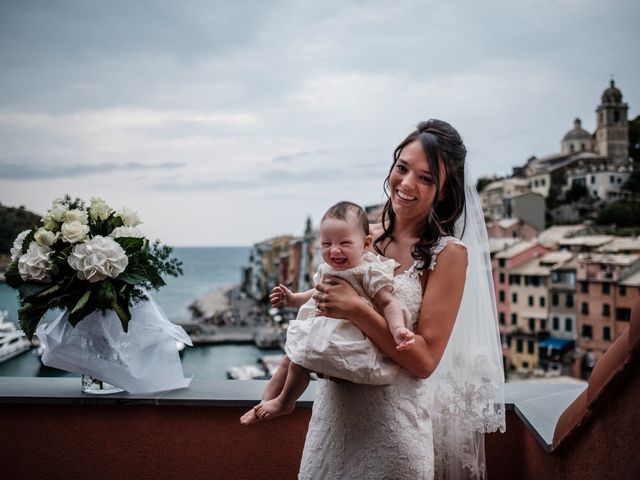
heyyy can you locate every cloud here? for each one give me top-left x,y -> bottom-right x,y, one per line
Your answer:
0,160 -> 184,180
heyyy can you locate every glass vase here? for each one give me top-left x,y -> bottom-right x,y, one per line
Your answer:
81,374 -> 124,395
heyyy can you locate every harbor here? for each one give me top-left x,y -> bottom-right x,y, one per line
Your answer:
0,246 -> 286,380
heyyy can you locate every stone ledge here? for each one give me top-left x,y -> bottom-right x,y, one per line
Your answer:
0,377 -> 585,450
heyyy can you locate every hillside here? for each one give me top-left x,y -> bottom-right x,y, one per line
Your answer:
0,203 -> 42,254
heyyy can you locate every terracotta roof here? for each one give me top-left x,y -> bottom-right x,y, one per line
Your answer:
495,240 -> 539,259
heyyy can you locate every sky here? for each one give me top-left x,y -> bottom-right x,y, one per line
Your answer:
1,0 -> 639,246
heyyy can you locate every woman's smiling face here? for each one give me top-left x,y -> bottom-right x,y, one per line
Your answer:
389,140 -> 446,225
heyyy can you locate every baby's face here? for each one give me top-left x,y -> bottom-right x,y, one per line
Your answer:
319,215 -> 370,270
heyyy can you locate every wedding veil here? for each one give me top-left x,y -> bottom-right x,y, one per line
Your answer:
424,168 -> 506,479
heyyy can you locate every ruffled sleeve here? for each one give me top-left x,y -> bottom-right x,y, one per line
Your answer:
312,263 -> 328,286
362,252 -> 398,299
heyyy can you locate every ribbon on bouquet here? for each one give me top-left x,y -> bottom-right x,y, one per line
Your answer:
36,296 -> 192,394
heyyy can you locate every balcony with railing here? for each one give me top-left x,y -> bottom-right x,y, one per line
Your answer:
2,299 -> 639,480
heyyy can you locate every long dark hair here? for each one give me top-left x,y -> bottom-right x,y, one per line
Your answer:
374,119 -> 467,270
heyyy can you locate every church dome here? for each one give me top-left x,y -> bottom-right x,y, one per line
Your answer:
601,79 -> 623,104
563,118 -> 591,141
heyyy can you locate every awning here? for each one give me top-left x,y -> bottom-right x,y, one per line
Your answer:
538,338 -> 575,350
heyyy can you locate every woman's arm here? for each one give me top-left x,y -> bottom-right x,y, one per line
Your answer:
316,243 -> 467,378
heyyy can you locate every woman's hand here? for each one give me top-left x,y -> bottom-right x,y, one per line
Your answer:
314,276 -> 364,321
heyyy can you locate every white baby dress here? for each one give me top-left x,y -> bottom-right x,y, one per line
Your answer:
285,251 -> 410,385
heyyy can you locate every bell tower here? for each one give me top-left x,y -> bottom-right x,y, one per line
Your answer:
595,79 -> 629,164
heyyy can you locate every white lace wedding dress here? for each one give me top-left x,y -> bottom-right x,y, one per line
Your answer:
298,238 -> 463,480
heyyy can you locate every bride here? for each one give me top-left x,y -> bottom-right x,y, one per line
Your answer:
301,119 -> 505,479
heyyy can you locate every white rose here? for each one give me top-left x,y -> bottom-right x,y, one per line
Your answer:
34,228 -> 57,247
116,207 -> 142,227
60,221 -> 90,244
10,230 -> 31,262
110,226 -> 144,239
18,242 -> 54,282
41,214 -> 60,232
68,236 -> 129,283
89,197 -> 111,221
50,202 -> 68,222
65,208 -> 89,225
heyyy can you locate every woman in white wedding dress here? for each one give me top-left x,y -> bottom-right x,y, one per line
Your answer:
300,120 -> 505,479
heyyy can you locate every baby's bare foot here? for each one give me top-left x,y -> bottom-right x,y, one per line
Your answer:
240,404 -> 264,426
255,397 -> 296,420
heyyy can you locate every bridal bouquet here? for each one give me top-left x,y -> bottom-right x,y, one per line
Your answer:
5,195 -> 182,340
5,195 -> 192,394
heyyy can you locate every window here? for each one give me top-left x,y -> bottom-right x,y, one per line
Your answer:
498,259 -> 506,268
603,304 -> 610,317
539,296 -> 545,307
541,178 -> 546,186
616,308 -> 631,321
602,283 -> 610,295
516,338 -> 523,353
528,296 -> 534,307
581,302 -> 589,315
511,313 -> 518,325
565,317 -> 572,332
582,324 -> 593,339
499,312 -> 505,325
551,293 -> 559,306
499,272 -> 505,284
620,285 -> 627,296
610,175 -> 615,183
528,318 -> 535,331
531,276 -> 540,287
553,316 -> 560,330
581,282 -> 588,293
522,361 -> 529,369
590,175 -> 595,184
512,292 -> 518,303
541,319 -> 546,330
603,326 -> 611,341
566,294 -> 574,308
510,275 -> 521,286
528,340 -> 535,354
499,290 -> 505,303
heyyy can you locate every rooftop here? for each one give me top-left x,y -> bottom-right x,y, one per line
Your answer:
494,240 -> 540,259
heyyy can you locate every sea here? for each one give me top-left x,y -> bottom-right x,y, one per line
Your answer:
0,246 -> 283,379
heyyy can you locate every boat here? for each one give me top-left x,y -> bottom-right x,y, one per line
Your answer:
0,310 -> 32,363
226,364 -> 266,380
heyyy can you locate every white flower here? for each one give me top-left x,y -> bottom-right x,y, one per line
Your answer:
49,202 -> 68,222
10,230 -> 31,262
60,221 -> 90,244
18,242 -> 54,282
65,208 -> 89,225
89,197 -> 111,221
34,228 -> 57,247
67,236 -> 129,283
41,214 -> 60,232
116,207 -> 142,227
110,226 -> 144,239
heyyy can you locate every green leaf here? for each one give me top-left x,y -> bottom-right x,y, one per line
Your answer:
18,303 -> 49,341
71,289 -> 92,315
4,261 -> 22,288
112,301 -> 131,332
21,229 -> 36,254
97,280 -> 117,305
116,271 -> 147,285
115,237 -> 144,254
36,281 -> 64,298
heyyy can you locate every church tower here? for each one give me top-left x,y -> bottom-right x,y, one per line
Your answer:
595,79 -> 629,164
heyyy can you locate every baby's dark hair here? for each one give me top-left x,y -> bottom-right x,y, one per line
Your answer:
321,201 -> 370,236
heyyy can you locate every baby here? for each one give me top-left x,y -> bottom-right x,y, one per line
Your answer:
241,201 -> 414,425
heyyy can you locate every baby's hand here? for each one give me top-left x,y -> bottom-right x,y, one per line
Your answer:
393,327 -> 416,351
269,284 -> 294,308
